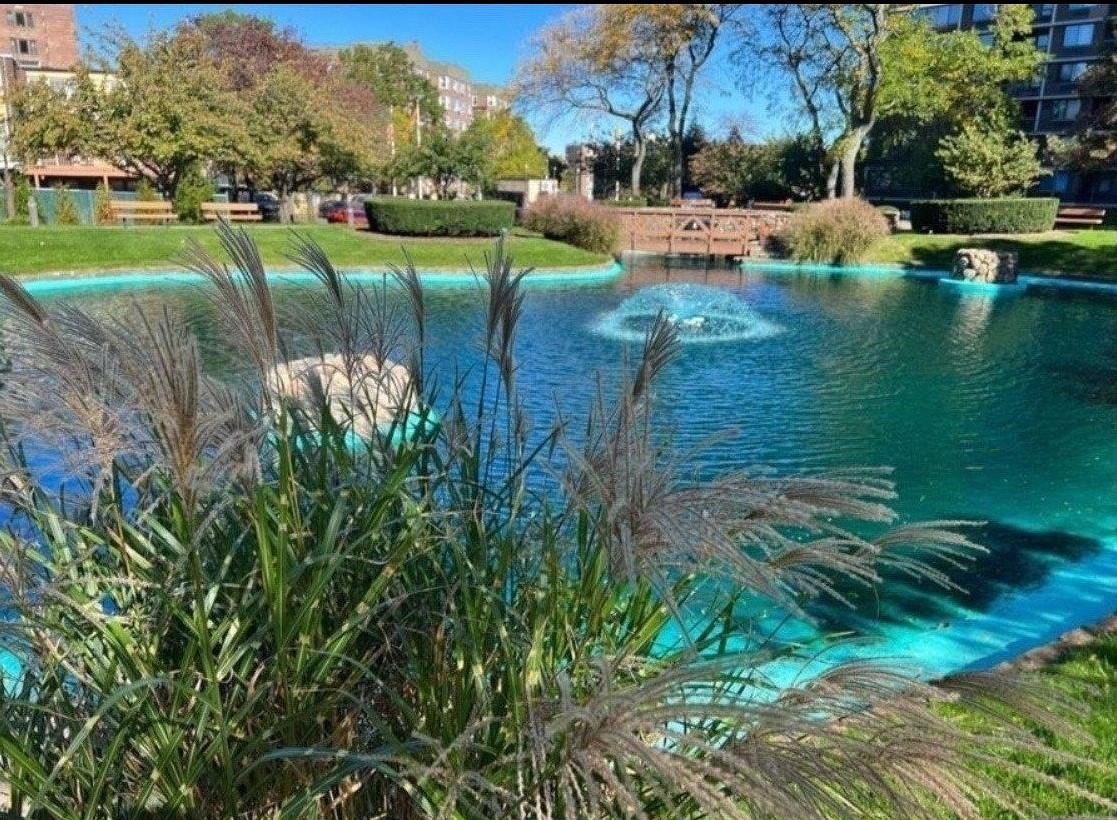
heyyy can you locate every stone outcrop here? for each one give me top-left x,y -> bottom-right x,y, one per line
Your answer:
952,248 -> 1018,284
265,353 -> 412,438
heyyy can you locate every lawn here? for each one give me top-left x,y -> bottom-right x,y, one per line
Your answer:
864,228 -> 1117,280
0,224 -> 611,277
949,635 -> 1117,818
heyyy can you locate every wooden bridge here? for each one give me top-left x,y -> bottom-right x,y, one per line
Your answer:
613,206 -> 792,258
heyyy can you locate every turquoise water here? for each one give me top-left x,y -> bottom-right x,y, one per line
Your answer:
4,255 -> 1116,682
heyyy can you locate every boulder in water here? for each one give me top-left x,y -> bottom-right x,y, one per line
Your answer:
265,353 -> 413,439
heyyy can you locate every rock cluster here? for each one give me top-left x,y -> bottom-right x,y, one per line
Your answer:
265,353 -> 412,438
952,248 -> 1018,284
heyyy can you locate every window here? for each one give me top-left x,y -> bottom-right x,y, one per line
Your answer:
9,38 -> 36,56
1048,98 -> 1082,121
978,30 -> 995,46
1062,23 -> 1095,47
1034,31 -> 1051,49
1051,171 -> 1070,193
917,5 -> 962,28
6,10 -> 34,27
1056,61 -> 1090,81
972,4 -> 998,23
1034,4 -> 1055,20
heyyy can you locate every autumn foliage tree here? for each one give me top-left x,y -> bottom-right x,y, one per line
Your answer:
515,6 -> 666,195
9,15 -> 389,209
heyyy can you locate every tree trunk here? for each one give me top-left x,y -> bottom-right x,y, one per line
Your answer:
2,162 -> 13,221
630,129 -> 646,196
839,124 -> 872,199
825,158 -> 840,200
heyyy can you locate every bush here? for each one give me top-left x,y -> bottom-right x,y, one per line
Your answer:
10,176 -> 31,224
521,194 -> 619,254
604,195 -> 648,208
910,198 -> 1058,234
174,170 -> 215,223
779,198 -> 890,264
93,181 -> 115,225
134,177 -> 158,202
52,185 -> 81,225
364,197 -> 514,236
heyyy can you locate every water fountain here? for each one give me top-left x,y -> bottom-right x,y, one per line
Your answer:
592,283 -> 782,344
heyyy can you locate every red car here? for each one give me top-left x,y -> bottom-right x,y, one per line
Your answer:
324,201 -> 368,228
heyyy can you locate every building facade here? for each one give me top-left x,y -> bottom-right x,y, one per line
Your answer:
913,3 -> 1117,204
403,42 -> 507,133
1,4 -> 78,70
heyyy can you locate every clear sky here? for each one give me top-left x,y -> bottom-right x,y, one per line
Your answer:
73,4 -> 780,152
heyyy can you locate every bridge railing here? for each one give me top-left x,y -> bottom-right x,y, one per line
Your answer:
613,207 -> 792,257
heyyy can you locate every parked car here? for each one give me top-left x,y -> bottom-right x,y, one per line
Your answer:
318,198 -> 344,219
324,201 -> 369,228
252,192 -> 281,222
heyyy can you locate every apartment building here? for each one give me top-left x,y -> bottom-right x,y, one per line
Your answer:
914,3 -> 1117,203
403,42 -> 507,132
1,3 -> 78,70
1,6 -> 131,189
472,82 -> 509,120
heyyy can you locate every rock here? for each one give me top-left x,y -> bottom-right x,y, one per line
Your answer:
951,248 -> 1018,284
265,353 -> 413,439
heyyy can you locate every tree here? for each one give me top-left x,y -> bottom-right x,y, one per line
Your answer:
96,29 -> 247,198
93,181 -> 114,224
52,184 -> 80,225
1048,30 -> 1117,171
390,127 -> 492,197
936,119 -> 1047,198
689,131 -> 820,205
463,112 -> 547,181
339,42 -> 440,123
609,5 -> 743,197
515,6 -> 666,195
753,5 -> 1041,198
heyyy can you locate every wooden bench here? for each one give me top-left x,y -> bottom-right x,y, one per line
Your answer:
110,200 -> 178,225
1055,206 -> 1106,228
201,202 -> 262,222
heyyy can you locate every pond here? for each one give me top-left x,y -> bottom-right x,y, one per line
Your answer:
11,254 -> 1117,679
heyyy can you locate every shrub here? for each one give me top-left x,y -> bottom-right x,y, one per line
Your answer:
365,197 -> 514,236
10,176 -> 31,224
52,185 -> 81,225
779,197 -> 890,264
936,121 -> 1047,198
133,177 -> 158,202
521,193 -> 619,254
92,181 -> 114,225
173,170 -> 215,223
604,195 -> 648,208
910,198 -> 1058,234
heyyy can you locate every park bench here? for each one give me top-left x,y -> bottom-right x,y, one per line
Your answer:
201,202 -> 262,223
1055,205 -> 1106,228
110,200 -> 178,225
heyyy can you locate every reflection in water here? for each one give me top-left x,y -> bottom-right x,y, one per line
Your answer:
16,254 -> 1117,675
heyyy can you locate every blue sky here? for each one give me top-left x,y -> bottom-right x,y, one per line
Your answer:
74,4 -> 780,151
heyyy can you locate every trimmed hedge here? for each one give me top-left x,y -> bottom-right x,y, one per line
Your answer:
364,198 -> 514,236
910,198 -> 1058,234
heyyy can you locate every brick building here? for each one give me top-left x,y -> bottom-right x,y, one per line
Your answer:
1,4 -> 78,69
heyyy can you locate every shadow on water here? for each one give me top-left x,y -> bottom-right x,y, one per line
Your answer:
803,520 -> 1106,632
1052,361 -> 1117,407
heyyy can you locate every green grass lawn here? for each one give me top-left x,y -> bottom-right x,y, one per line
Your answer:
864,229 -> 1117,280
951,635 -> 1117,817
0,224 -> 611,277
